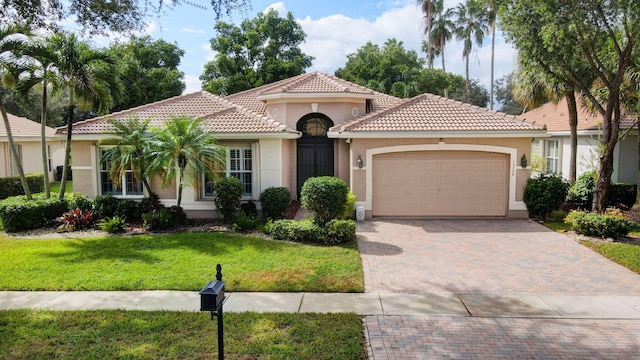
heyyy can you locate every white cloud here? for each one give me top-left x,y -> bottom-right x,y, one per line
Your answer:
181,28 -> 205,34
201,43 -> 217,61
184,74 -> 202,93
264,2 -> 287,15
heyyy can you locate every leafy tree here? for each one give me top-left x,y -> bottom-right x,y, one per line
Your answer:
0,0 -> 250,34
493,72 -> 525,115
52,32 -> 122,200
0,24 -> 32,199
336,39 -> 425,96
450,0 -> 490,103
98,118 -> 154,196
148,116 -> 226,208
107,36 -> 185,112
498,0 -> 640,212
200,9 -> 314,95
450,77 -> 489,107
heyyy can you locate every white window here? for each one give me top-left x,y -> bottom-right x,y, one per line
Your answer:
203,146 -> 253,198
545,140 -> 559,174
99,148 -> 143,197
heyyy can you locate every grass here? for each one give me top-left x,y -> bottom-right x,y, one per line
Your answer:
541,221 -> 571,233
49,181 -> 73,195
581,240 -> 640,274
0,232 -> 364,292
0,310 -> 366,359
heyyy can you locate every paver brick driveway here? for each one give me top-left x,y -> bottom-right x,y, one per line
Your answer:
357,219 -> 640,296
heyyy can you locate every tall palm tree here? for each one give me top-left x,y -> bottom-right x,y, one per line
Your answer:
451,0 -> 489,103
98,118 -> 154,196
431,0 -> 454,73
149,116 -> 226,208
480,0 -> 498,110
52,32 -> 121,200
417,0 -> 435,69
0,24 -> 32,199
17,37 -> 60,198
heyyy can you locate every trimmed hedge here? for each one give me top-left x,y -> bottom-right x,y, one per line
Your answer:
0,174 -> 45,200
259,187 -> 291,220
213,177 -> 243,224
523,173 -> 569,219
301,176 -> 349,226
0,194 -> 68,233
268,218 -> 356,245
565,210 -> 636,239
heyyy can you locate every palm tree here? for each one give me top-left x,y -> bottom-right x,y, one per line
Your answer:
480,0 -> 498,110
52,32 -> 121,200
417,0 -> 435,69
451,0 -> 489,103
0,24 -> 32,199
149,116 -> 226,208
98,118 -> 154,197
16,36 -> 60,198
431,0 -> 454,73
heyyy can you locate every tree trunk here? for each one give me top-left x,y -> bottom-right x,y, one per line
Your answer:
426,1 -> 433,70
635,120 -> 640,209
566,91 -> 578,182
592,100 -> 621,212
41,83 -> 50,198
490,23 -> 495,110
176,166 -> 183,208
0,99 -> 32,199
441,34 -> 446,72
465,54 -> 471,103
59,100 -> 74,200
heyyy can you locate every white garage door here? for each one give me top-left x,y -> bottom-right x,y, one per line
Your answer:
372,151 -> 508,217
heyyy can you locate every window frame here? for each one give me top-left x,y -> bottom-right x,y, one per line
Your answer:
202,146 -> 253,199
545,140 -> 560,174
98,147 -> 144,198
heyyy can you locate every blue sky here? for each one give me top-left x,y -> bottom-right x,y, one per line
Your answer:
89,0 -> 517,98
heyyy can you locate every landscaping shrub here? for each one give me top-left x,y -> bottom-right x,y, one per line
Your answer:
523,172 -> 569,219
232,212 -> 261,233
259,187 -> 291,220
0,195 -> 68,232
67,192 -> 93,212
213,177 -> 243,223
57,208 -> 96,232
325,219 -> 356,244
0,173 -> 45,199
301,176 -> 349,226
240,200 -> 258,218
340,191 -> 356,220
606,184 -> 636,209
142,206 -> 186,230
268,218 -> 325,243
115,199 -> 140,219
567,172 -> 596,209
94,194 -> 121,218
98,216 -> 127,233
546,209 -> 568,223
565,210 -> 635,239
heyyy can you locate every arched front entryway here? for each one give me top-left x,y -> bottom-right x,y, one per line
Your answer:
297,114 -> 334,196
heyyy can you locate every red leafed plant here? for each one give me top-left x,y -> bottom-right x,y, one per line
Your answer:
57,208 -> 96,232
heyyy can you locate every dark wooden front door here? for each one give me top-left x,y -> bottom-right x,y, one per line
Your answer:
296,115 -> 334,196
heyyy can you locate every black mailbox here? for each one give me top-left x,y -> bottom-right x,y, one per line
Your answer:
200,280 -> 226,312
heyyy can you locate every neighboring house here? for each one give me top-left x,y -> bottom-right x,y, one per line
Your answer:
60,72 -> 546,219
521,97 -> 638,184
0,113 -> 64,182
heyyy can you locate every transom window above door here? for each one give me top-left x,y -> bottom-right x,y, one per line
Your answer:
299,117 -> 332,136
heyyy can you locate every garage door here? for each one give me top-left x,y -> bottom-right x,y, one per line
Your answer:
372,151 -> 508,217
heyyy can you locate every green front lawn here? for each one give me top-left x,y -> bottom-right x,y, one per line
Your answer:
0,310 -> 365,360
0,232 -> 363,292
582,240 -> 640,274
49,181 -> 73,195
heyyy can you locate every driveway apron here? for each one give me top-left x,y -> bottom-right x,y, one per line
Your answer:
358,219 -> 640,359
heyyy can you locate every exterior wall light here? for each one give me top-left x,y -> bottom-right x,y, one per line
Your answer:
520,154 -> 528,168
357,155 -> 363,169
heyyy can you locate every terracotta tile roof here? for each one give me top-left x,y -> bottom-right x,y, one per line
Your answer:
226,72 -> 402,114
334,94 -> 545,133
521,97 -> 637,132
60,91 -> 294,135
0,113 -> 56,138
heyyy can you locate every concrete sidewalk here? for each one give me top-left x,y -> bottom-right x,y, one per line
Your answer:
2,291 -> 640,319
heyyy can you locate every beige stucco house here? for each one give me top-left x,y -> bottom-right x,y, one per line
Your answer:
521,97 -> 638,184
1,113 -> 64,182
60,72 -> 546,219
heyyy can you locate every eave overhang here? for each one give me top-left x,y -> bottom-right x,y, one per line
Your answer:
327,130 -> 550,139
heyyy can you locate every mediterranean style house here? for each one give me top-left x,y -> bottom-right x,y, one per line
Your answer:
1,113 -> 64,182
59,72 -> 546,219
521,97 -> 638,184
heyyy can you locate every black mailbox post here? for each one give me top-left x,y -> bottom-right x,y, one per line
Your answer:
200,264 -> 226,360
